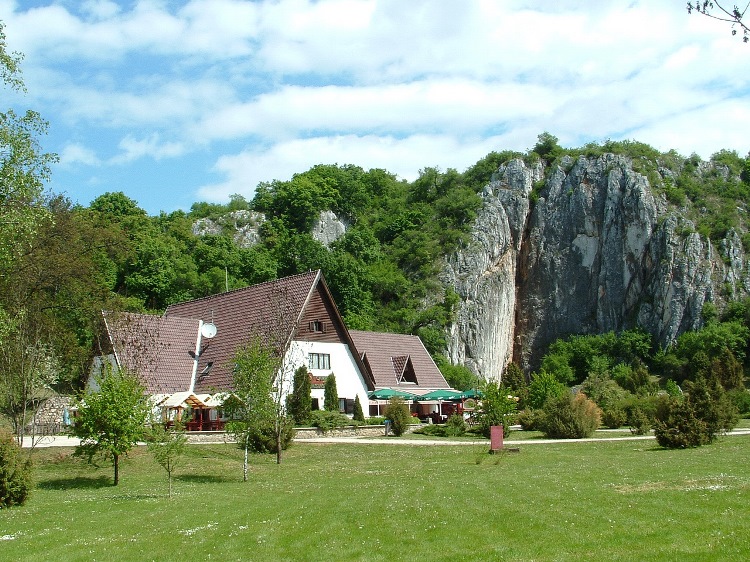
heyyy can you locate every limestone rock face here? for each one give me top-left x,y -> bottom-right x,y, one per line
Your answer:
442,159 -> 541,379
192,210 -> 265,248
312,210 -> 347,248
443,155 -> 750,380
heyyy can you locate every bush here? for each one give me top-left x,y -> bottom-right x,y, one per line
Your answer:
365,416 -> 387,426
444,414 -> 467,437
728,389 -> 750,417
384,398 -> 412,437
309,410 -> 352,433
0,431 -> 32,508
517,409 -> 543,431
601,406 -> 627,429
413,424 -> 444,436
653,398 -> 709,448
539,393 -> 601,439
627,406 -> 651,436
236,418 -> 295,454
654,376 -> 739,448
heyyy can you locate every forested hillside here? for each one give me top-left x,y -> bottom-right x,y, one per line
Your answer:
5,119 -> 750,396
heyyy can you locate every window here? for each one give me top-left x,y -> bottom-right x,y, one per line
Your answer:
309,320 -> 326,333
308,353 -> 331,370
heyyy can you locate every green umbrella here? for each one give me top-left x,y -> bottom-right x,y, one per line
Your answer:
416,389 -> 464,401
368,388 -> 417,400
459,389 -> 484,399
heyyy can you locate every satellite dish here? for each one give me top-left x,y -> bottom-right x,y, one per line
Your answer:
201,322 -> 217,339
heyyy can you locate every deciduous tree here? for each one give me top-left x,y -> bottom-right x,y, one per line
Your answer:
146,422 -> 187,498
72,369 -> 149,486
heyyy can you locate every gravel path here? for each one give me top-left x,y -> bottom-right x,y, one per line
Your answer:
23,428 -> 750,448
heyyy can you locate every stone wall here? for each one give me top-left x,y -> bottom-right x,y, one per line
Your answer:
27,396 -> 73,435
185,424 -> 419,443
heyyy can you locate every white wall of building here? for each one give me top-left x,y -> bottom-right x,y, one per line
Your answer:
282,340 -> 370,417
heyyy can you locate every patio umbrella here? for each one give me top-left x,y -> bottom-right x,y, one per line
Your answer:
459,389 -> 484,399
416,389 -> 464,401
368,388 -> 417,400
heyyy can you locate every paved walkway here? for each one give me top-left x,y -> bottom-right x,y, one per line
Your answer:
22,428 -> 750,448
298,427 -> 750,446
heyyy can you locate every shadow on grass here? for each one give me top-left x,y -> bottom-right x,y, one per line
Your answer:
37,475 -> 112,490
175,474 -> 233,484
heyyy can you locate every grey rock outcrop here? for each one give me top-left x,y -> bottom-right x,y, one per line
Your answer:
443,155 -> 750,380
312,210 -> 347,248
192,210 -> 265,248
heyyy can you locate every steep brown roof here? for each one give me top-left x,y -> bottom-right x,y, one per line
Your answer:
165,270 -> 319,392
102,271 -> 375,394
103,311 -> 199,394
348,330 -> 450,391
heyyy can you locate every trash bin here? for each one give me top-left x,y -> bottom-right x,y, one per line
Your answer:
384,420 -> 391,436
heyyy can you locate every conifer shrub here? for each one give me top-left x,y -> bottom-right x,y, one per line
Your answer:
627,406 -> 651,436
538,393 -> 601,439
0,431 -> 31,508
288,366 -> 312,425
601,406 -> 627,429
653,398 -> 708,448
384,398 -> 411,437
244,419 -> 295,453
309,410 -> 351,433
444,414 -> 467,436
352,395 -> 365,422
654,376 -> 738,448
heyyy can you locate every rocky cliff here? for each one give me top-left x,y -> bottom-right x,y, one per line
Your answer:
443,155 -> 750,380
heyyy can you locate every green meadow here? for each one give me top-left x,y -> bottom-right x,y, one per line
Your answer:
2,435 -> 750,561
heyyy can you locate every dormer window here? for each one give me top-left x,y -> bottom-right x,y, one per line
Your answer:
392,355 -> 418,384
309,320 -> 326,333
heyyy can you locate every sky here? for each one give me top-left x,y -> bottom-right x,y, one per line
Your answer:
1,0 -> 749,216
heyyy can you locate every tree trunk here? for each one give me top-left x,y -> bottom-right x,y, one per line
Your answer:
113,453 -> 120,486
243,437 -> 248,482
276,431 -> 282,465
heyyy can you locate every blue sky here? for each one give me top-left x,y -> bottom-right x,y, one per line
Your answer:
2,0 -> 749,216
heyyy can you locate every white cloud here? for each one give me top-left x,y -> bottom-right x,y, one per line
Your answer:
60,143 -> 100,167
196,133 -> 514,203
110,133 -> 186,164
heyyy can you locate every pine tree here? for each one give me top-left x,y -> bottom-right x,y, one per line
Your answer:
353,395 -> 365,421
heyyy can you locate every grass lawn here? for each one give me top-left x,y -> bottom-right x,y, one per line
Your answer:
2,435 -> 750,561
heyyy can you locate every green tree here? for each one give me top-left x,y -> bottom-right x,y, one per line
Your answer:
353,395 -> 365,422
324,373 -> 339,412
72,369 -> 150,486
0,22 -> 56,277
288,365 -> 312,425
527,370 -> 568,410
146,422 -> 187,498
475,381 -> 518,438
532,132 -> 564,162
436,357 -> 480,391
0,309 -> 59,446
226,336 -> 293,479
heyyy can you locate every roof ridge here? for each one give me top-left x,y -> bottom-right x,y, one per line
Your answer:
165,269 -> 320,314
